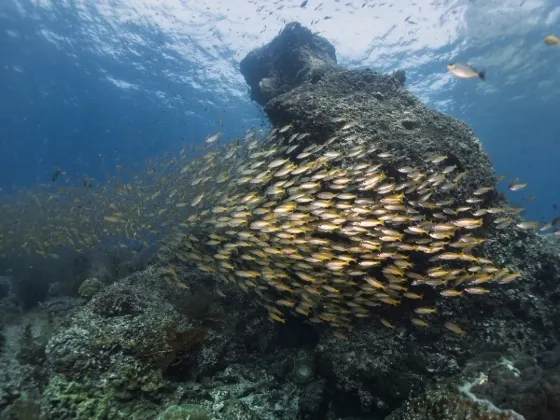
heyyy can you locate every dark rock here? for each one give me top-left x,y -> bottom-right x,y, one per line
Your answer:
0,277 -> 11,301
238,21 -> 560,418
14,271 -> 50,310
40,268 -> 211,419
16,322 -> 50,366
155,403 -> 211,420
538,346 -> 560,369
0,397 -> 41,420
299,379 -> 327,416
401,118 -> 419,130
393,69 -> 406,87
240,22 -> 337,106
386,382 -> 524,420
77,277 -> 104,300
288,350 -> 316,384
0,276 -> 20,325
468,354 -> 560,420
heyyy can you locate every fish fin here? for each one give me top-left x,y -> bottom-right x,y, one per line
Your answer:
478,70 -> 486,81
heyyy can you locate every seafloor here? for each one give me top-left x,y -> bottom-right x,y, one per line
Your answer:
2,22 -> 560,420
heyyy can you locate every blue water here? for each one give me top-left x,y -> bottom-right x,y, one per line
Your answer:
1,0 -> 559,222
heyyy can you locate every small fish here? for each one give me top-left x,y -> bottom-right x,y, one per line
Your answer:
442,165 -> 457,174
444,321 -> 466,335
268,158 -> 289,169
104,215 -> 125,223
498,272 -> 522,284
473,187 -> 493,196
540,222 -> 553,232
378,152 -> 393,158
397,166 -> 415,174
279,124 -> 292,133
277,299 -> 295,308
452,218 -> 483,229
415,307 -> 437,315
341,121 -> 357,131
269,313 -> 286,323
447,63 -> 485,80
332,331 -> 349,340
411,318 -> 429,327
508,179 -> 528,191
464,287 -> 490,295
381,318 -> 395,329
440,289 -> 463,297
51,169 -> 62,182
83,177 -> 92,188
544,35 -> 560,46
191,193 -> 204,206
206,132 -> 222,144
516,221 -> 539,230
428,154 -> 447,164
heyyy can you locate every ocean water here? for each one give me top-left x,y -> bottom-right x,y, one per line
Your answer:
1,0 -> 559,286
1,0 -> 559,225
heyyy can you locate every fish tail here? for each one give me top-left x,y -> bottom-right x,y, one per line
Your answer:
478,70 -> 486,81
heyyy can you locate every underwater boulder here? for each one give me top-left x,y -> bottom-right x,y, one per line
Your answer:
240,21 -> 338,106
41,267 -> 214,419
239,21 -> 560,417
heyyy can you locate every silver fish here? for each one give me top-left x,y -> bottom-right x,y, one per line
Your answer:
447,63 -> 485,80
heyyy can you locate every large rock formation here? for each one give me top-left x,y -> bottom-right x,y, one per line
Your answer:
239,22 -> 560,418
2,22 -> 560,420
240,22 -> 338,106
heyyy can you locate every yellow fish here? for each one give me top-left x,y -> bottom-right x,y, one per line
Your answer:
544,35 -> 560,46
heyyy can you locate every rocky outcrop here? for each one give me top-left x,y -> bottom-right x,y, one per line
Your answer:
240,22 -> 338,106
238,21 -> 560,418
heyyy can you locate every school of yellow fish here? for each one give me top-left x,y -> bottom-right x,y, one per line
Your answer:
0,121 -> 541,339
152,122 -> 534,339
